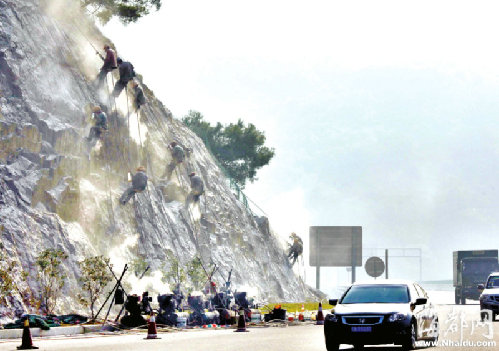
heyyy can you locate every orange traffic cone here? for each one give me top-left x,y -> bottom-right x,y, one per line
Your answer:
298,304 -> 305,321
234,308 -> 249,332
316,302 -> 324,325
144,313 -> 160,340
17,318 -> 38,350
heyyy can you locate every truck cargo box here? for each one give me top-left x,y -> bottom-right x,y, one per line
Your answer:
453,250 -> 498,287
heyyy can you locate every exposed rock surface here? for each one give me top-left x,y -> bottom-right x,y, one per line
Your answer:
0,0 -> 317,314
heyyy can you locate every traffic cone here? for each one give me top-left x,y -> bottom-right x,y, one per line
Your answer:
144,313 -> 160,340
234,308 -> 249,332
298,304 -> 305,321
316,302 -> 324,325
17,318 -> 38,350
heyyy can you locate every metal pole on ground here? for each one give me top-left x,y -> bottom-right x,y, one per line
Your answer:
94,264 -> 128,321
114,265 -> 150,322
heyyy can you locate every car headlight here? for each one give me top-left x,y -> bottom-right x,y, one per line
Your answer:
326,313 -> 339,323
388,313 -> 407,322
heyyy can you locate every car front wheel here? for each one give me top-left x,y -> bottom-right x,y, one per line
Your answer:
324,334 -> 340,351
429,318 -> 439,342
402,322 -> 417,350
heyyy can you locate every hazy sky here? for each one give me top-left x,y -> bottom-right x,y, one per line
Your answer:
100,0 -> 499,289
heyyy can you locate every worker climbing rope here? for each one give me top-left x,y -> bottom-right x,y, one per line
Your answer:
86,105 -> 108,146
95,44 -> 118,88
119,166 -> 148,205
112,58 -> 136,98
132,80 -> 146,111
162,141 -> 185,179
287,232 -> 303,266
186,172 -> 204,207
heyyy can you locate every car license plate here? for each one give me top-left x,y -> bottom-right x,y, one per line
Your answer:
352,326 -> 372,332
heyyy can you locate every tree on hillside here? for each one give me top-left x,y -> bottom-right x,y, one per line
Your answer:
130,256 -> 151,277
77,256 -> 113,319
0,242 -> 31,309
182,110 -> 275,188
35,248 -> 68,314
186,257 -> 205,292
161,251 -> 187,288
81,0 -> 162,24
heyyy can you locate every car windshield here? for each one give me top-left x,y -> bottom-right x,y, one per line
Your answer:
341,285 -> 410,304
462,260 -> 498,273
486,276 -> 499,289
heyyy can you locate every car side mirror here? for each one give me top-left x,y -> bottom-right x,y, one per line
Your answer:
478,284 -> 485,291
414,298 -> 427,306
329,299 -> 338,306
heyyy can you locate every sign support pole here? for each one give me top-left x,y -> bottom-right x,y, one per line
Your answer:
316,266 -> 320,290
385,249 -> 389,279
351,246 -> 356,284
316,232 -> 321,290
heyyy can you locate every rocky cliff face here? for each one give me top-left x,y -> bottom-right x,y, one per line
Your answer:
0,0 -> 315,314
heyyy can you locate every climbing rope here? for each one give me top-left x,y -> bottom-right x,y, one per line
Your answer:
120,87 -> 160,245
71,22 -> 102,58
142,111 -> 212,224
141,107 -> 203,234
102,133 -> 117,231
53,15 -> 119,235
124,85 -> 133,171
138,105 -> 205,232
103,76 -> 127,174
134,107 -> 144,159
132,106 -> 159,224
53,17 -> 171,244
172,165 -> 199,231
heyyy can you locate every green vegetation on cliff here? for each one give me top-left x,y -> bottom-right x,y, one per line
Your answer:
183,110 -> 275,188
81,0 -> 161,24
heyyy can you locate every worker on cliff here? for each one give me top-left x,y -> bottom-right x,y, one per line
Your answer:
186,172 -> 204,205
287,232 -> 303,266
162,141 -> 185,179
132,80 -> 146,111
96,44 -> 117,88
119,166 -> 148,205
112,58 -> 136,97
86,105 -> 107,144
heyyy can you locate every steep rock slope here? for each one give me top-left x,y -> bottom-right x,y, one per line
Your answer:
0,0 -> 313,312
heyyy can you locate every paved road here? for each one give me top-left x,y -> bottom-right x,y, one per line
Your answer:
0,304 -> 497,351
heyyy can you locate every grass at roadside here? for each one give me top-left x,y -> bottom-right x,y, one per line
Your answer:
259,302 -> 334,313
